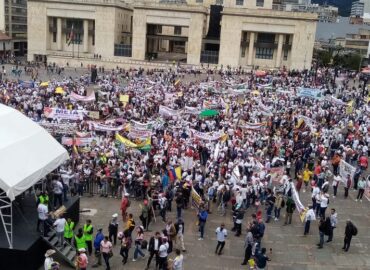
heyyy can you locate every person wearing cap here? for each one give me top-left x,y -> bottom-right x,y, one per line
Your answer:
76,248 -> 88,270
92,228 -> 104,267
108,213 -> 119,245
44,249 -> 58,270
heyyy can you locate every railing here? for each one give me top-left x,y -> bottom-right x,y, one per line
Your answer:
254,41 -> 278,49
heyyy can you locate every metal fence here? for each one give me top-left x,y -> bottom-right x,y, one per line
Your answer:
200,50 -> 219,64
114,44 -> 132,57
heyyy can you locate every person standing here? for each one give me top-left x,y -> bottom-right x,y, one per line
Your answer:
332,173 -> 340,198
241,227 -> 254,265
92,228 -> 104,267
255,247 -> 270,270
73,228 -> 87,251
100,236 -> 113,270
44,249 -> 58,270
344,174 -> 351,198
172,249 -> 184,270
146,231 -> 162,270
175,218 -> 186,252
284,196 -> 295,225
83,220 -> 94,256
158,237 -> 169,270
64,218 -> 75,244
356,177 -> 366,202
273,192 -> 283,221
140,199 -> 150,231
52,179 -> 64,209
327,208 -> 337,242
319,193 -> 329,218
343,219 -> 357,252
303,205 -> 316,236
37,201 -> 49,236
120,193 -> 130,222
197,206 -> 208,240
215,223 -> 227,255
76,248 -> 88,270
108,213 -> 119,245
53,214 -> 66,247
119,231 -> 132,265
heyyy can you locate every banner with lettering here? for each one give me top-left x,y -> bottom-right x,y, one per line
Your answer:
89,122 -> 124,131
240,122 -> 265,130
70,91 -> 95,102
189,129 -> 224,141
61,137 -> 94,146
43,107 -> 85,121
191,187 -> 202,210
158,105 -> 182,117
297,87 -> 323,100
339,160 -> 356,181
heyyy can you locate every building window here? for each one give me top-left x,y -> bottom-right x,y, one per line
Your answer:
52,32 -> 57,43
236,0 -> 243,5
196,0 -> 203,3
174,26 -> 181,35
257,33 -> 275,43
283,49 -> 288,61
256,0 -> 264,7
256,48 -> 273,59
157,25 -> 162,34
216,0 -> 223,4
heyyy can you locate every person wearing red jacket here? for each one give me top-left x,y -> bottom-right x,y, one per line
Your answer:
120,193 -> 130,222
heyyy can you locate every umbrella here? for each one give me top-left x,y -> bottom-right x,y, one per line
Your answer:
255,70 -> 266,77
40,82 -> 49,87
55,87 -> 65,94
251,90 -> 260,95
199,109 -> 219,118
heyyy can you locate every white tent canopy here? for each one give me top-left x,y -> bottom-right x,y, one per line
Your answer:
0,104 -> 69,201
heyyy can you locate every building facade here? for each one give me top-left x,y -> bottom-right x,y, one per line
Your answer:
334,28 -> 370,57
351,1 -> 365,18
0,0 -> 27,56
27,0 -> 317,70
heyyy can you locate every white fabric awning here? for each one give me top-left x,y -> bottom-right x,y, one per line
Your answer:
0,104 -> 69,201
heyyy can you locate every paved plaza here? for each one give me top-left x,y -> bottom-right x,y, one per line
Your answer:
59,187 -> 370,270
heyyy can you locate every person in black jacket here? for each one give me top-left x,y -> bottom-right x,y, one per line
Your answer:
343,220 -> 357,252
146,231 -> 162,270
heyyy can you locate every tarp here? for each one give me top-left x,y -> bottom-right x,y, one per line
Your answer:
0,104 -> 69,201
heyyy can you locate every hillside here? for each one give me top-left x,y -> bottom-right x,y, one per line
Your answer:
312,0 -> 355,17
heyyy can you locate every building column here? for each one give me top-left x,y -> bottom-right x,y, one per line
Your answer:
132,10 -> 146,60
83,20 -> 89,53
247,32 -> 255,66
275,34 -> 284,68
187,14 -> 203,65
57,18 -> 62,51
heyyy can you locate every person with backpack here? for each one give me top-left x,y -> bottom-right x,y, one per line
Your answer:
343,219 -> 357,252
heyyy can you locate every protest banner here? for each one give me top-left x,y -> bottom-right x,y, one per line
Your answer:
70,91 -> 95,102
86,111 -> 100,120
89,122 -> 124,131
119,94 -> 129,103
184,106 -> 201,115
43,107 -> 85,121
270,167 -> 285,184
339,160 -> 356,182
189,129 -> 223,141
240,122 -> 265,130
191,187 -> 202,210
325,96 -> 347,106
297,87 -> 323,100
131,120 -> 154,130
39,122 -> 77,134
61,137 -> 94,146
158,105 -> 182,117
129,127 -> 152,139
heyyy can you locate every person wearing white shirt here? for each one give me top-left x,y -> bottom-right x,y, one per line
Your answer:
319,193 -> 329,218
53,216 -> 66,247
303,205 -> 316,235
158,238 -> 169,270
215,223 -> 227,255
332,173 -> 341,198
311,185 -> 320,212
37,203 -> 49,236
172,249 -> 184,270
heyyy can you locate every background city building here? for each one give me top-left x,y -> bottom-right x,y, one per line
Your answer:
0,0 -> 27,56
27,0 -> 317,70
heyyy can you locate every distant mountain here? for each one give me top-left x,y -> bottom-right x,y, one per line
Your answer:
311,0 -> 355,17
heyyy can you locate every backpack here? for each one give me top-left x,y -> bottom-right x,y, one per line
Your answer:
352,225 -> 358,236
141,239 -> 148,249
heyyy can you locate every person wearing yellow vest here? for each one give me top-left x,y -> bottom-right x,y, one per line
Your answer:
83,220 -> 94,256
73,228 -> 87,251
64,218 -> 75,244
38,191 -> 49,206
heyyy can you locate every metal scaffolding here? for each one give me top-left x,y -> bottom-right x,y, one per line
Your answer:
0,191 -> 13,249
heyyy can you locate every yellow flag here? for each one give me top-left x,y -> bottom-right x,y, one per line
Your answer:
346,100 -> 354,115
120,94 -> 129,103
175,167 -> 182,180
115,133 -> 138,148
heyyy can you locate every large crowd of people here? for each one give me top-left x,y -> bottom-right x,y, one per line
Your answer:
1,63 -> 369,270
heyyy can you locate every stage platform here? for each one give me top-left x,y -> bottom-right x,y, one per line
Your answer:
0,194 -> 80,270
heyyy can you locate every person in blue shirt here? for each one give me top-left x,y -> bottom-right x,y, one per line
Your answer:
197,207 -> 208,240
92,228 -> 104,267
162,172 -> 169,191
255,247 -> 270,269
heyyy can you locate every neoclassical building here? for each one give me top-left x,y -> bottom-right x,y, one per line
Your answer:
27,0 -> 317,69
